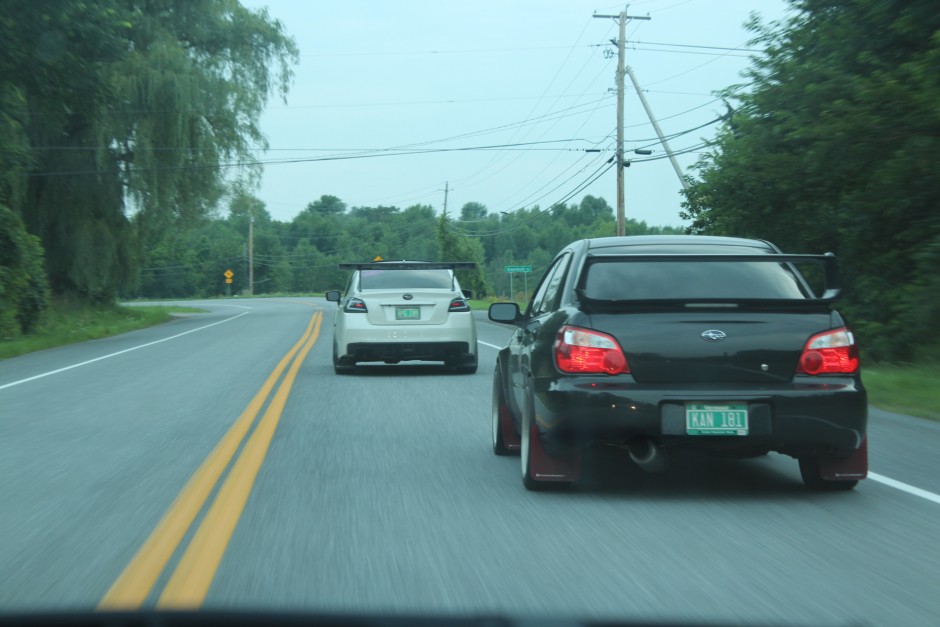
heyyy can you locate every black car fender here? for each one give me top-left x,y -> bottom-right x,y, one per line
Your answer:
495,346 -> 511,388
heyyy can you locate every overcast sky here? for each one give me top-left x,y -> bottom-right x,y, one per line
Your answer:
238,0 -> 791,227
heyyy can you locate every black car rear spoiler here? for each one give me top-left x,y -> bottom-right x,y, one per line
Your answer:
576,253 -> 842,305
338,262 -> 477,271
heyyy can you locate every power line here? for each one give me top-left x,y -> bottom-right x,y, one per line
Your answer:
628,40 -> 763,53
21,139 -> 605,178
449,158 -> 616,238
445,16 -> 607,199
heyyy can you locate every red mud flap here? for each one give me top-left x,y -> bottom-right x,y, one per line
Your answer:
501,405 -> 521,451
530,424 -> 581,483
819,437 -> 868,481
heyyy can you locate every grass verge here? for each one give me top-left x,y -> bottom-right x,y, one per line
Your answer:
469,298 -> 524,311
0,300 -> 205,360
864,362 -> 940,421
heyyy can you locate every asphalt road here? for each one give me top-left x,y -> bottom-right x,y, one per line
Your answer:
1,297 -> 938,625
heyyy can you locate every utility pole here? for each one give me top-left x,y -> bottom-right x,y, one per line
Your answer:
248,213 -> 254,296
625,65 -> 689,191
594,7 -> 650,236
443,181 -> 449,216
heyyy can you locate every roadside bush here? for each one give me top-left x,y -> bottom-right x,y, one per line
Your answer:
0,204 -> 49,337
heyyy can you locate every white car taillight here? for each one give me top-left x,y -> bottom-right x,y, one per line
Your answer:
344,297 -> 368,313
448,298 -> 470,312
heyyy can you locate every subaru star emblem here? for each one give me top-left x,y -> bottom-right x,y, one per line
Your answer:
701,329 -> 727,342
402,294 -> 413,300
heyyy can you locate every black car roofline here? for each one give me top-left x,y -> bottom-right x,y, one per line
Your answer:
573,294 -> 840,308
582,253 -> 834,263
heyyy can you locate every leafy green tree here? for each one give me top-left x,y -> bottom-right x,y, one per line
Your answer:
306,195 -> 347,216
682,0 -> 940,361
224,195 -> 292,294
460,202 -> 488,222
0,205 -> 49,336
391,204 -> 439,260
138,218 -> 242,298
437,211 -> 488,298
3,0 -> 297,301
291,197 -> 348,255
288,238 -> 321,293
0,83 -> 30,208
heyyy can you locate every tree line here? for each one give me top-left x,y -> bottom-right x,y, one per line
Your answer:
138,192 -> 681,301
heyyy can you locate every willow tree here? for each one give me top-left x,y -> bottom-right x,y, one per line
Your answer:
4,0 -> 298,301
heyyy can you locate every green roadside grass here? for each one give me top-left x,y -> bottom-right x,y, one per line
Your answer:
863,362 -> 940,422
469,298 -> 523,311
0,300 -> 205,360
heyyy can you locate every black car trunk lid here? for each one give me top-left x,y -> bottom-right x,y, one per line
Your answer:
587,310 -> 834,384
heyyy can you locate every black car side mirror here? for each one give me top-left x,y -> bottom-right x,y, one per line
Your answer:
325,290 -> 341,303
489,302 -> 522,325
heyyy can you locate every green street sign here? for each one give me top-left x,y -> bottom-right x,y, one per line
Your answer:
504,265 -> 532,273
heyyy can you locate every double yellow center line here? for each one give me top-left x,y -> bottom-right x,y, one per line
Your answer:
99,308 -> 323,609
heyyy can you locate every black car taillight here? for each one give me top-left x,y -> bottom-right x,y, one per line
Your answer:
555,325 -> 629,375
344,297 -> 368,313
448,298 -> 470,312
796,327 -> 859,374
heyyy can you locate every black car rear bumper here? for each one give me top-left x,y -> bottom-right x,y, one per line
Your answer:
531,374 -> 867,458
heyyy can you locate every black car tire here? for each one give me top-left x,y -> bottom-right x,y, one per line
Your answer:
798,456 -> 859,491
492,364 -> 519,456
521,393 -> 573,491
333,343 -> 355,375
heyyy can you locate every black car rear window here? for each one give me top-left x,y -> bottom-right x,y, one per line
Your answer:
582,259 -> 810,300
359,269 -> 452,290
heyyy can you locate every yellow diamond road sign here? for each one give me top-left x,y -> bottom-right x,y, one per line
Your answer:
224,269 -> 234,279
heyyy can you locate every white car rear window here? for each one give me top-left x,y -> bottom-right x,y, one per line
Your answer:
359,269 -> 452,290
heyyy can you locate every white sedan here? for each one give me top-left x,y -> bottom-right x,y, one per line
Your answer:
325,261 -> 478,374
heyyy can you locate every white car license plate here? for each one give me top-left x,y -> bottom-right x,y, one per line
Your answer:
395,306 -> 420,320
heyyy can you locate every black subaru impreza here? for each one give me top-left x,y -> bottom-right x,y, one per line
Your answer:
488,235 -> 867,491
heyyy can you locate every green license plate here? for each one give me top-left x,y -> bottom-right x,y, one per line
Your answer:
395,306 -> 420,320
685,402 -> 748,435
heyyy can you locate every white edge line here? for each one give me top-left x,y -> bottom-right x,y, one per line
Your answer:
868,472 -> 940,506
479,341 -> 503,350
0,311 -> 251,391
